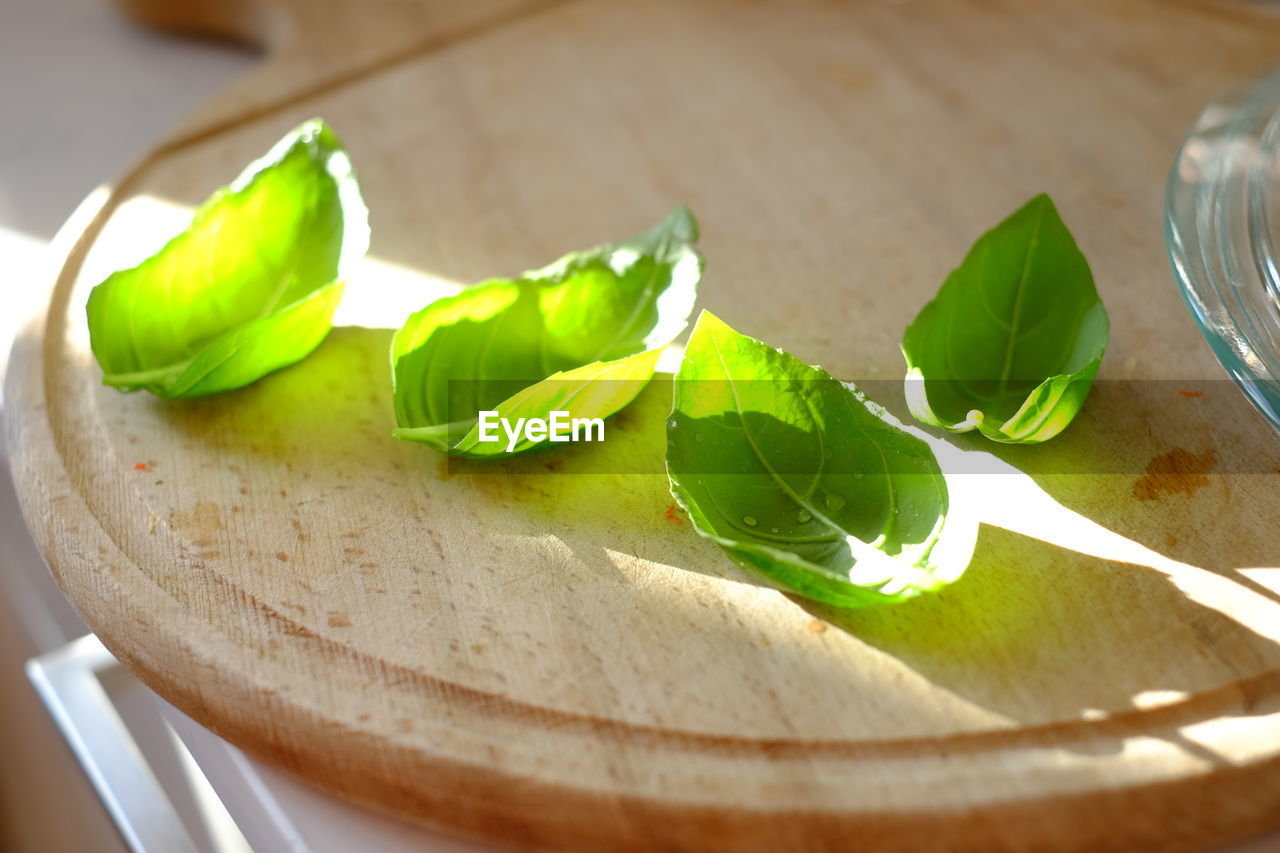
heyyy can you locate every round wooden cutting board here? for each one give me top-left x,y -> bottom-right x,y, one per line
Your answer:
11,0 -> 1280,849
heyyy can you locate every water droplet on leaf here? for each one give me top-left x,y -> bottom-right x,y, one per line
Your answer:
743,515 -> 758,527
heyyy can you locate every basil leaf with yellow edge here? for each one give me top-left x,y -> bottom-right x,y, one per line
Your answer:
86,118 -> 369,398
902,194 -> 1108,443
392,207 -> 702,457
667,311 -> 977,607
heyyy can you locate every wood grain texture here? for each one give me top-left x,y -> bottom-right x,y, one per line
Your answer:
9,0 -> 1280,849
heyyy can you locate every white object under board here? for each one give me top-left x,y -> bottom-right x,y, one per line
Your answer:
161,699 -> 490,853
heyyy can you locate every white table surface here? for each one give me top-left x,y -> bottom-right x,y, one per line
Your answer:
0,1 -> 1277,850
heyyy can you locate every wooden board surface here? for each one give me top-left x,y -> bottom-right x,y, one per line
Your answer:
10,0 -> 1280,849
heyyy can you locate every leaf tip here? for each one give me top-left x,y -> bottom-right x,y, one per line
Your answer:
687,308 -> 733,342
290,117 -> 345,152
667,204 -> 700,243
638,205 -> 700,250
1020,191 -> 1070,231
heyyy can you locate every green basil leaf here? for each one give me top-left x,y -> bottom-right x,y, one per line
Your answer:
392,207 -> 702,457
86,118 -> 369,398
667,311 -> 977,607
901,194 -> 1108,443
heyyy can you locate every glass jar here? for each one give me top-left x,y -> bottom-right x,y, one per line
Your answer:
1166,70 -> 1280,430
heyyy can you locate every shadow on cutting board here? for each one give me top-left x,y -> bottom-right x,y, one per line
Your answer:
941,379 -> 1280,579
145,326 -> 1280,761
796,378 -> 1280,759
800,523 -> 1280,760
